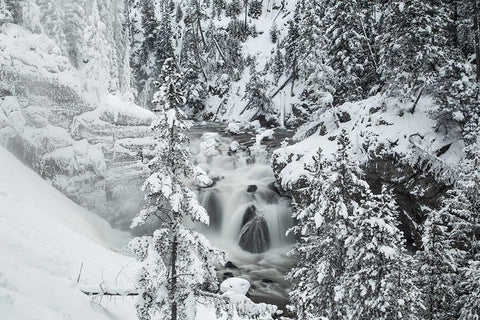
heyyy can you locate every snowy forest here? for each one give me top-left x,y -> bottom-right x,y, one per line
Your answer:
0,0 -> 479,319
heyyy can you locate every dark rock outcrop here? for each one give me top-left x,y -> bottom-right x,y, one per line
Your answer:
239,205 -> 271,253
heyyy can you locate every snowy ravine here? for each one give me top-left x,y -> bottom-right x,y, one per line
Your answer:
0,144 -> 281,320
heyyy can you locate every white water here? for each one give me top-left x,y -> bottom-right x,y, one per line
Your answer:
188,127 -> 296,309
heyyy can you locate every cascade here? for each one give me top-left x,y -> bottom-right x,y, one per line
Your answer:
188,123 -> 296,310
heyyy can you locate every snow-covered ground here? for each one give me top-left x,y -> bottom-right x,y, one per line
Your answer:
0,145 -> 139,320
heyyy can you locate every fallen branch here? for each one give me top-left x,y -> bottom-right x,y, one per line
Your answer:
270,74 -> 294,99
79,284 -> 138,297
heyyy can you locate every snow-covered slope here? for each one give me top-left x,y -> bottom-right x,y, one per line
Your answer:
0,145 -> 138,320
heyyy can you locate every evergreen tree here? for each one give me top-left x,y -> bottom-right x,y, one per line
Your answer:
416,204 -> 462,320
342,186 -> 422,319
226,0 -> 241,17
270,22 -> 278,43
242,66 -> 271,117
130,58 -> 222,320
379,0 -> 449,100
139,0 -> 159,81
288,130 -> 370,320
324,0 -> 378,103
64,1 -> 87,68
82,0 -> 113,95
271,42 -> 284,84
248,0 -> 262,19
459,261 -> 480,320
0,0 -> 12,24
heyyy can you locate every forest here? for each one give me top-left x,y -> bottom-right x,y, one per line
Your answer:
0,0 -> 479,319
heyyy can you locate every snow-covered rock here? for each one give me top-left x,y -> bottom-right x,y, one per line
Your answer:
220,278 -> 251,296
0,25 -> 157,229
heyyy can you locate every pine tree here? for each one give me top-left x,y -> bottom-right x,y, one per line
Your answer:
0,0 -> 12,24
130,58 -> 222,320
457,133 -> 480,319
379,0 -> 449,100
416,203 -> 463,320
64,1 -> 87,68
342,186 -> 422,320
242,66 -> 271,118
248,0 -> 262,19
324,0 -> 378,103
82,0 -> 113,96
459,261 -> 480,320
288,130 -> 370,320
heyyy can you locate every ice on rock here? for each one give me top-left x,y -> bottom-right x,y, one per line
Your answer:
220,278 -> 250,296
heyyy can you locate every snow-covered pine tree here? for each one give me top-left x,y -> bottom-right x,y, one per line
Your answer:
324,0 -> 378,103
38,0 -> 67,54
379,0 -> 449,101
434,59 -> 478,133
4,0 -> 22,24
0,0 -> 12,24
342,186 -> 422,320
241,66 -> 271,119
457,132 -> 480,319
138,0 -> 159,81
129,58 -> 222,320
416,203 -> 463,320
64,0 -> 87,68
287,129 -> 370,320
82,0 -> 113,96
459,261 -> 480,320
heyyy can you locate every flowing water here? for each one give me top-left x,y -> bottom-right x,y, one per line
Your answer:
188,123 -> 296,312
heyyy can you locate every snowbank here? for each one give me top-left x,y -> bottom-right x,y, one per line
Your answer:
0,146 -> 137,320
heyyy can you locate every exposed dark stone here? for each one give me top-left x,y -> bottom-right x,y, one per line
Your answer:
224,261 -> 239,269
242,205 -> 257,226
203,190 -> 223,230
223,272 -> 234,279
435,143 -> 452,157
262,279 -> 274,284
0,89 -> 13,97
247,185 -> 258,193
269,181 -> 290,198
369,106 -> 381,114
362,151 -> 451,250
328,135 -> 336,141
338,111 -> 351,123
239,205 -> 271,253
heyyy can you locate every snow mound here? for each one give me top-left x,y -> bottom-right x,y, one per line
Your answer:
220,278 -> 251,296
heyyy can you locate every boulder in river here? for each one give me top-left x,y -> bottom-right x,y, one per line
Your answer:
239,205 -> 271,253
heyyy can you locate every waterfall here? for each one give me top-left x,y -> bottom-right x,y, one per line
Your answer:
188,126 -> 296,312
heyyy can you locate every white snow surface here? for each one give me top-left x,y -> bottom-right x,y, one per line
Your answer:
220,278 -> 251,296
0,145 -> 137,320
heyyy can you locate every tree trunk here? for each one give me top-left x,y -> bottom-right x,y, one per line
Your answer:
170,234 -> 178,320
473,0 -> 480,82
290,58 -> 297,97
244,0 -> 249,29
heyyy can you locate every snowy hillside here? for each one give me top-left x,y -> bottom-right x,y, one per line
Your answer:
0,145 -> 137,320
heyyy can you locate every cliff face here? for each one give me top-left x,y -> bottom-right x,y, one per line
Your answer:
0,24 -> 155,229
272,95 -> 463,248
